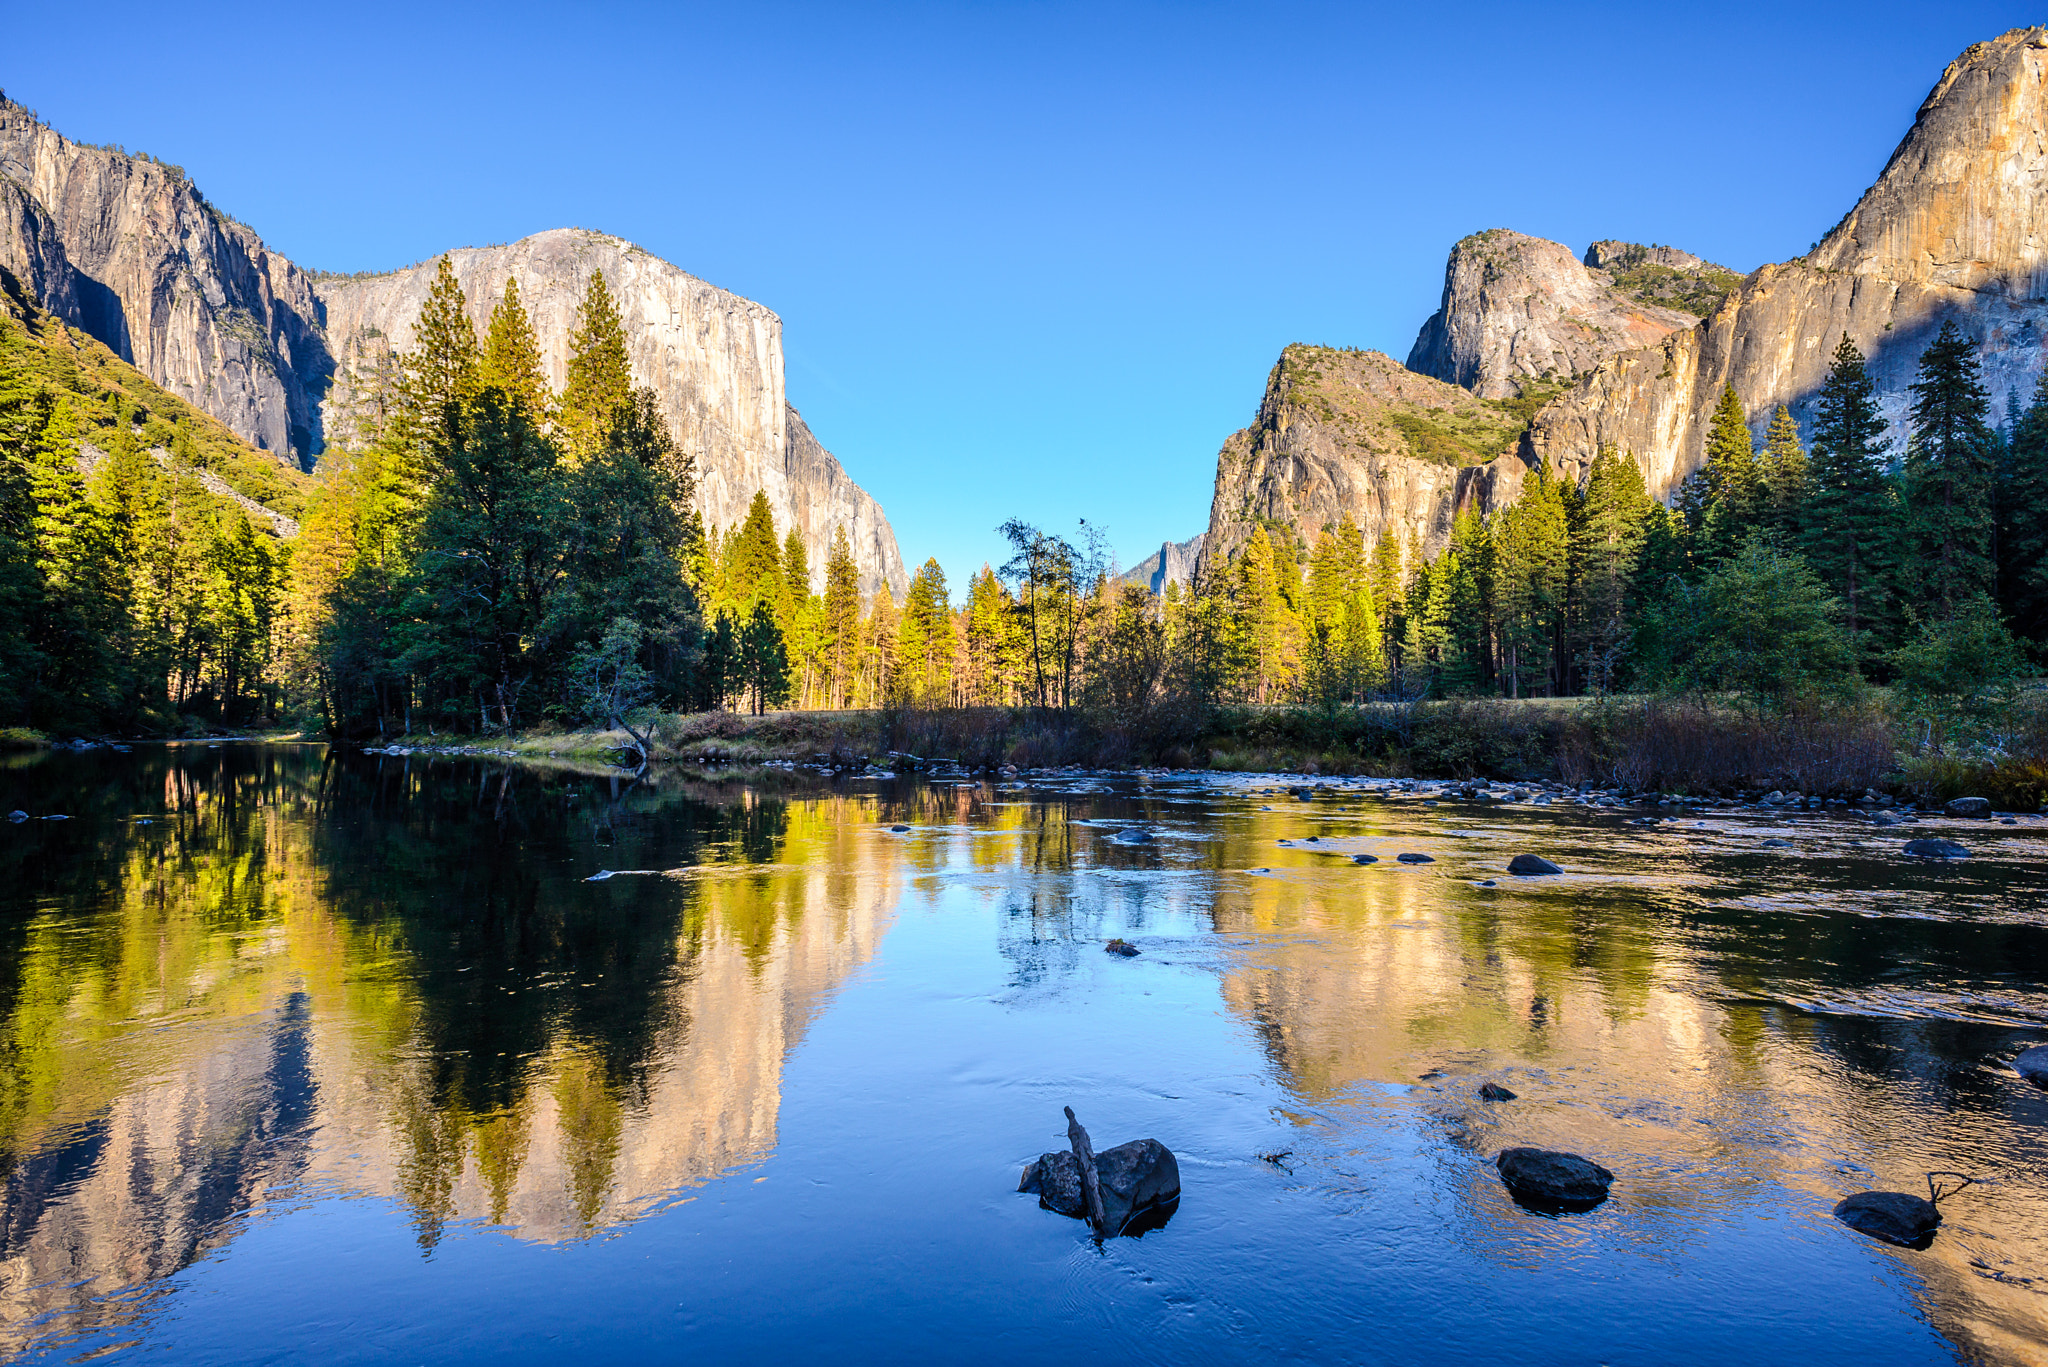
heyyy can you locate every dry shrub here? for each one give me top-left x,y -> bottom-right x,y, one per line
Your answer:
1601,700 -> 1893,793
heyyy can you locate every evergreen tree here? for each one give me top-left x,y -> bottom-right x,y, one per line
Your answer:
1902,319 -> 1997,618
1697,384 -> 1762,563
1567,446 -> 1651,693
559,270 -> 632,461
2001,373 -> 2048,638
722,491 -> 784,617
1233,526 -> 1299,703
403,257 -> 481,443
823,528 -> 861,706
1800,335 -> 1896,663
482,278 -> 551,425
737,599 -> 790,715
1492,463 -> 1568,695
1758,404 -> 1809,538
895,558 -> 951,703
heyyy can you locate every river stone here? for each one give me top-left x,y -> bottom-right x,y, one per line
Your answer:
1904,838 -> 1969,859
1396,852 -> 1435,864
1019,1150 -> 1086,1218
1870,811 -> 1903,827
1834,1191 -> 1941,1247
2014,1044 -> 2048,1088
1117,828 -> 1154,843
1945,796 -> 1992,817
1507,854 -> 1562,876
5,810 -> 24,823
1479,1082 -> 1518,1101
1019,1139 -> 1180,1235
1353,854 -> 1378,865
1496,1147 -> 1613,1212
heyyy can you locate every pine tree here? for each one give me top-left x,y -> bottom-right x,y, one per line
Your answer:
1801,335 -> 1896,662
1233,527 -> 1299,703
895,558 -> 950,703
722,490 -> 783,617
1492,464 -> 1568,695
823,528 -> 861,706
1568,446 -> 1652,693
481,278 -> 551,424
403,257 -> 480,443
2001,373 -> 2048,638
559,270 -> 632,461
1367,528 -> 1406,673
1902,320 -> 1997,620
1758,404 -> 1808,539
1697,384 -> 1763,564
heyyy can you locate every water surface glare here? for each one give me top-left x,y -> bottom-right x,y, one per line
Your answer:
3,745 -> 2047,1364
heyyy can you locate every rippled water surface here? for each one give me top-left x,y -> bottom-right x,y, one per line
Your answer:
3,744 -> 2047,1364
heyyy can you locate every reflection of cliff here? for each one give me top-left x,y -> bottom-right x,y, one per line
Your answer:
0,751 -> 897,1355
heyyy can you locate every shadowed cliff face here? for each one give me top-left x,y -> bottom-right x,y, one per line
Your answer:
316,230 -> 908,599
0,100 -> 331,463
1196,347 -> 1531,578
1524,27 -> 2048,498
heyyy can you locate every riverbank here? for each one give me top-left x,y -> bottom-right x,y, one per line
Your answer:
328,697 -> 2048,811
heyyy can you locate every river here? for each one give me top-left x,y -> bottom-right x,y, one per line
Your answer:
0,743 -> 2043,1364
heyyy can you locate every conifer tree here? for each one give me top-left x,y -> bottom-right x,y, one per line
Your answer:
864,586 -> 899,706
1233,526 -> 1299,703
2000,373 -> 2048,638
1492,464 -> 1568,695
1698,384 -> 1762,563
1758,404 -> 1809,538
1367,529 -> 1406,673
1568,446 -> 1651,693
1800,335 -> 1895,661
559,270 -> 632,460
722,491 -> 783,617
482,278 -> 551,425
823,528 -> 861,706
1903,319 -> 1997,618
895,558 -> 950,703
404,257 -> 480,442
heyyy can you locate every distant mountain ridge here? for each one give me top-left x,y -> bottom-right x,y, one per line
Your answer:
0,97 -> 906,598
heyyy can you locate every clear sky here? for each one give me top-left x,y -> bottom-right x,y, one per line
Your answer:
5,1 -> 2039,584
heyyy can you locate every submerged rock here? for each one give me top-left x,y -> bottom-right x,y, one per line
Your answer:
1759,838 -> 1793,849
1945,796 -> 1992,817
1496,1147 -> 1613,1212
1903,838 -> 1969,859
1116,828 -> 1155,843
1506,854 -> 1562,876
889,824 -> 912,833
1105,938 -> 1140,957
1479,1082 -> 1517,1101
1396,852 -> 1435,864
1353,854 -> 1379,865
2014,1044 -> 2048,1088
6,810 -> 24,823
1834,1191 -> 1940,1248
1870,811 -> 1903,827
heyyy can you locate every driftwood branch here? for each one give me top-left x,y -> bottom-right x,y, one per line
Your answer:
1065,1105 -> 1107,1236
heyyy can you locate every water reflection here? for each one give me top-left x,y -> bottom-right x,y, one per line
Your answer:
0,747 -> 897,1354
0,756 -> 2045,1363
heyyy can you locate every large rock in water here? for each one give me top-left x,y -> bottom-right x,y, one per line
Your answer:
1507,854 -> 1562,876
1495,1147 -> 1613,1212
1019,1139 -> 1180,1235
1945,797 -> 1993,817
1835,1191 -> 1941,1248
1904,838 -> 1970,860
2014,1044 -> 2048,1088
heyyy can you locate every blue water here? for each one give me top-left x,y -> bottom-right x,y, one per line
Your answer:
2,746 -> 2043,1363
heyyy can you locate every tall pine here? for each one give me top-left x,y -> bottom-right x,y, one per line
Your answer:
560,270 -> 632,461
1902,319 -> 1996,618
1800,335 -> 1895,662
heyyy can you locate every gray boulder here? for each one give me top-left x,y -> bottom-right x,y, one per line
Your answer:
1396,852 -> 1435,864
2014,1044 -> 2048,1088
1834,1191 -> 1940,1247
1019,1138 -> 1180,1235
1496,1147 -> 1612,1212
1945,796 -> 1992,817
1903,838 -> 1969,859
1507,854 -> 1562,876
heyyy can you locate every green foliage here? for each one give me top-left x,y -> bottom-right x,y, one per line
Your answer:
1887,596 -> 2027,748
1597,243 -> 1743,317
1640,541 -> 1859,713
1902,319 -> 1998,618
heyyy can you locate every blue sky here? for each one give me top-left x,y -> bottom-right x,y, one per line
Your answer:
6,1 -> 2038,584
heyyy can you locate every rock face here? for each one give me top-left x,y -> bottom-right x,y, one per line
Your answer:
0,102 -> 907,599
1526,28 -> 2048,500
316,231 -> 906,599
1406,229 -> 1701,399
0,97 -> 330,462
1119,532 -> 1205,594
1195,346 -> 1532,576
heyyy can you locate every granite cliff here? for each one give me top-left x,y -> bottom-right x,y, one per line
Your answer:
1118,533 -> 1205,594
316,231 -> 906,597
1200,27 -> 2048,577
1195,347 -> 1531,578
0,99 -> 906,598
1525,26 -> 2048,499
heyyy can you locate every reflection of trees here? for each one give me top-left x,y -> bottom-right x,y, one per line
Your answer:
0,747 -> 897,1357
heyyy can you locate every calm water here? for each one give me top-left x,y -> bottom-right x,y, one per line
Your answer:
2,745 -> 2046,1365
